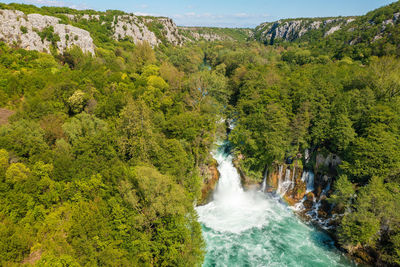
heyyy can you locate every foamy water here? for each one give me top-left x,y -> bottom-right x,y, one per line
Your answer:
196,143 -> 354,267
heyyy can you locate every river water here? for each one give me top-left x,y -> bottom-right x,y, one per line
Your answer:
196,143 -> 354,267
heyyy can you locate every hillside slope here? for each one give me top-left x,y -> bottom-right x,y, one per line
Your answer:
254,1 -> 400,59
254,17 -> 355,44
0,3 -> 250,54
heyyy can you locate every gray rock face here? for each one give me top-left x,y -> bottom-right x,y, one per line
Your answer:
0,8 -> 246,52
112,15 -> 185,46
0,9 -> 95,54
381,12 -> 400,29
371,12 -> 400,42
150,17 -> 185,45
324,25 -> 341,36
255,17 -> 351,43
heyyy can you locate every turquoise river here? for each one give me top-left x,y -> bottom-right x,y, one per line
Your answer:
196,143 -> 355,267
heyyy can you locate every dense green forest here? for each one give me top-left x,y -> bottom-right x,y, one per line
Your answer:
0,38 -> 225,265
1,1 -> 400,266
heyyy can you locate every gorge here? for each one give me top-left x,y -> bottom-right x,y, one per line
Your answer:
0,1 -> 400,266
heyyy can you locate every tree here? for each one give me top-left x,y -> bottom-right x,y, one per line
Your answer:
132,166 -> 205,266
62,112 -> 107,146
5,163 -> 30,183
338,176 -> 400,260
330,113 -> 356,152
230,103 -> 290,173
329,175 -> 355,212
368,56 -> 400,100
0,120 -> 48,159
0,149 -> 9,177
341,124 -> 400,184
68,90 -> 89,114
117,100 -> 155,162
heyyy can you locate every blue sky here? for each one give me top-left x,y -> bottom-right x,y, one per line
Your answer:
1,0 -> 396,27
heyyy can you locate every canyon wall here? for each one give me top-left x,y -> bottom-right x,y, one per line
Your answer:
254,17 -> 354,44
0,8 -> 243,55
111,15 -> 186,46
0,9 -> 95,54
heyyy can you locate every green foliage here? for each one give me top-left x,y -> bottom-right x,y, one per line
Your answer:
67,90 -> 89,114
329,175 -> 355,212
20,26 -> 28,34
1,1 -> 400,265
5,163 -> 30,183
181,27 -> 253,42
0,120 -> 48,159
341,123 -> 400,184
338,177 -> 400,263
35,26 -> 61,46
0,149 -> 9,175
0,31 -> 218,265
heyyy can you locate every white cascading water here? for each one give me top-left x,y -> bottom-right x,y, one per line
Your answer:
278,169 -> 292,196
301,170 -> 315,193
290,168 -> 296,190
307,181 -> 333,229
261,168 -> 268,192
196,142 -> 354,266
197,149 -> 271,233
294,170 -> 315,212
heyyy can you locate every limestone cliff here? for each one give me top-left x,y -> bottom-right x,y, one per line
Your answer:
0,9 -> 95,54
254,17 -> 354,44
112,15 -> 185,46
254,3 -> 400,47
0,5 -> 253,53
64,12 -> 186,46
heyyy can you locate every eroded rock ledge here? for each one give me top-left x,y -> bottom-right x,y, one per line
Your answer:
0,9 -> 95,54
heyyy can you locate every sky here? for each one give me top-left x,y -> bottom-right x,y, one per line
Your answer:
1,0 -> 397,27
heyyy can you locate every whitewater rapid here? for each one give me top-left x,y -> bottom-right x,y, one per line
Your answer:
196,143 -> 353,267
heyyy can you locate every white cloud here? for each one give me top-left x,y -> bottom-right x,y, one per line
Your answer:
23,0 -> 66,6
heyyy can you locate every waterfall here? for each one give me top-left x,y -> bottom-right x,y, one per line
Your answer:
290,167 -> 296,190
261,167 -> 268,192
278,165 -> 283,180
305,149 -> 310,163
196,142 -> 354,266
278,168 -> 292,196
306,181 -> 333,230
196,143 -> 272,233
293,196 -> 306,211
302,170 -> 315,193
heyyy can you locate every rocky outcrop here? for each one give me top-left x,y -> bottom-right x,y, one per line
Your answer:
199,160 -> 220,205
112,15 -> 185,46
255,17 -> 354,44
150,18 -> 186,45
371,12 -> 400,42
0,9 -> 95,54
263,151 -> 343,230
0,7 -> 251,52
266,163 -> 306,205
